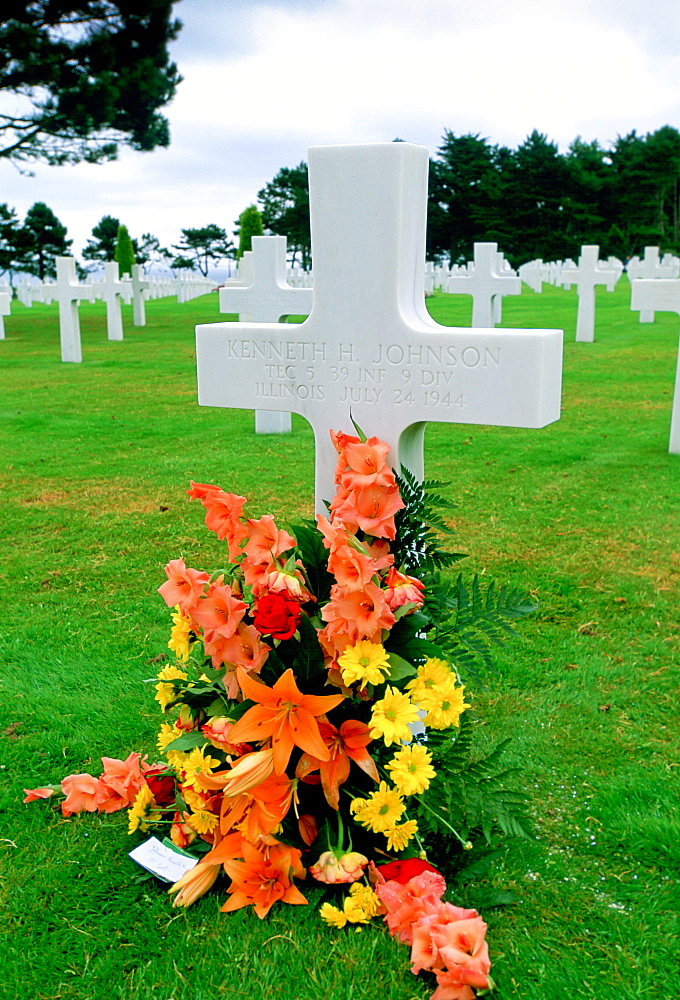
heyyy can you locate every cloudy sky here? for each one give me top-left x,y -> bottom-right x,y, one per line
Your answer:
3,0 -> 680,266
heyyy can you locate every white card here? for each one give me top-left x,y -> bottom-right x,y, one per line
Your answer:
129,836 -> 199,883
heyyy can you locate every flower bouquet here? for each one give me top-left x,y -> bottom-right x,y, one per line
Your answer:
25,428 -> 538,999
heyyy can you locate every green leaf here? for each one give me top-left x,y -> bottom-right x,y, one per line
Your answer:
164,731 -> 208,752
385,653 -> 416,682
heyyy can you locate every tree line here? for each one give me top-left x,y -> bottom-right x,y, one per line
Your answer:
258,126 -> 680,267
5,126 -> 680,284
0,204 -> 264,284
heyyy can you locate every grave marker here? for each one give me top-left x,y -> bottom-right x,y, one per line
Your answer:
0,289 -> 9,339
630,277 -> 680,453
95,262 -> 132,341
130,265 -> 150,326
560,245 -> 620,343
627,247 -> 679,323
446,242 -> 521,327
50,256 -> 95,363
196,143 -> 563,512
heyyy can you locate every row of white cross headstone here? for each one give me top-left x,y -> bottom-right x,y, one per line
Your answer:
8,262 -> 215,362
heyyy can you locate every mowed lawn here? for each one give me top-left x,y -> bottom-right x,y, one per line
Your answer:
0,279 -> 678,1000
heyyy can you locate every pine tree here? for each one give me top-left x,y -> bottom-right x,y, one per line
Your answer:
235,205 -> 264,259
114,224 -> 136,278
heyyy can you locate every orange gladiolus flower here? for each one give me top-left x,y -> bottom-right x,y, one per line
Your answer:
23,786 -> 57,803
221,840 -> 307,919
321,582 -> 396,642
227,668 -> 345,775
190,582 -> 247,641
158,558 -> 210,613
296,719 -> 379,809
243,514 -> 296,564
60,773 -> 106,816
329,483 -> 405,540
202,621 -> 269,689
188,483 -> 248,561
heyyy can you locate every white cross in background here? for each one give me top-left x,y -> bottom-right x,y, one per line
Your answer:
627,247 -> 679,324
0,289 -> 10,340
130,264 -> 150,327
196,143 -> 564,513
95,261 -> 132,341
219,235 -> 314,435
49,256 -> 95,363
446,242 -> 521,328
630,277 -> 680,453
560,245 -> 620,343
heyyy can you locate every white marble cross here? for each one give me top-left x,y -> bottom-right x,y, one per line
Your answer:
630,277 -> 680,453
560,245 -> 620,343
48,257 -> 95,363
218,236 -> 313,322
446,242 -> 521,327
96,261 -> 132,341
130,264 -> 150,326
627,247 -> 679,323
219,235 -> 314,436
0,289 -> 10,340
196,143 -> 563,513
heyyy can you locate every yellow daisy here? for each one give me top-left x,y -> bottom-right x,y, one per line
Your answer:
154,664 -> 187,711
352,781 -> 405,834
168,607 -> 194,662
385,819 -> 419,852
127,785 -> 162,835
179,746 -> 221,790
319,902 -> 348,928
421,678 -> 471,729
338,640 -> 391,690
406,657 -> 455,703
369,686 -> 421,746
386,744 -> 437,796
157,722 -> 183,753
187,809 -> 219,835
344,883 -> 381,923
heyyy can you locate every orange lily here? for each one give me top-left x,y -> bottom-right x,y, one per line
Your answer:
296,719 -> 379,809
228,667 -> 345,775
221,840 -> 307,918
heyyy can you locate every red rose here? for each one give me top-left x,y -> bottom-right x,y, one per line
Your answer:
376,857 -> 442,884
143,766 -> 175,806
253,594 -> 302,640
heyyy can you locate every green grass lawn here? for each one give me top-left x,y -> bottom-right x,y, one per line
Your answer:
1,281 -> 678,1000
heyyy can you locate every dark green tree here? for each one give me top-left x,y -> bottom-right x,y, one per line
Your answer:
258,163 -> 311,267
114,224 -> 136,277
427,132 -> 498,263
0,203 -> 21,278
610,126 -> 680,253
562,138 -> 615,253
0,1 -> 182,168
478,131 -> 570,265
20,202 -> 72,279
235,204 -> 264,259
169,254 -> 196,275
82,215 -> 120,263
172,226 -> 234,277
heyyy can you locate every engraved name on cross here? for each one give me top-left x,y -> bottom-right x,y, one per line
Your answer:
196,142 -> 564,513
